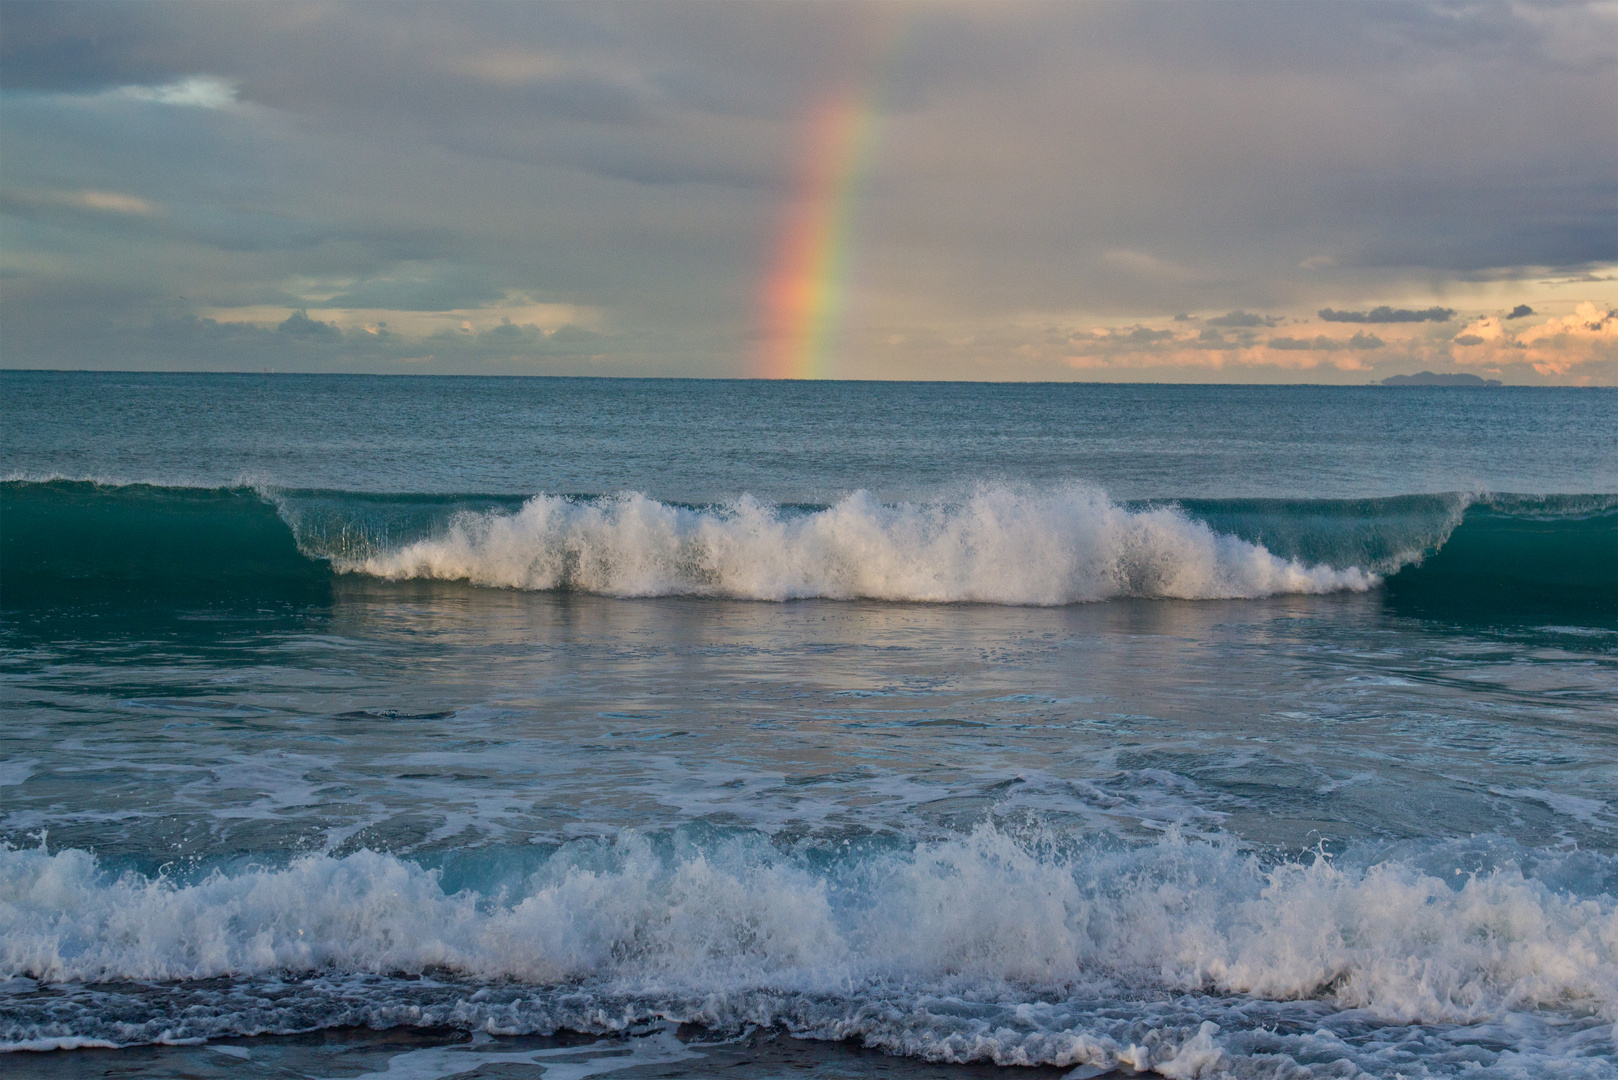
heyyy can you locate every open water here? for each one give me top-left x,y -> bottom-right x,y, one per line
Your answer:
2,372 -> 1616,1079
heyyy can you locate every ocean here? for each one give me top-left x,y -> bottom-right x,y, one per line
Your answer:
2,371 -> 1615,1079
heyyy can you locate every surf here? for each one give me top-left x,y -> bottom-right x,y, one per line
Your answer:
2,480 -> 1612,622
3,827 -> 1614,1063
10,828 -> 1611,1020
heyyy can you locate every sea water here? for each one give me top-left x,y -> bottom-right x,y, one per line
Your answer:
1,372 -> 1615,1079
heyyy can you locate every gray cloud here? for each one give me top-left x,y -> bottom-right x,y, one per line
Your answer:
1205,310 -> 1279,327
1268,332 -> 1385,351
2,1 -> 1613,377
277,310 -> 341,340
0,2 -> 178,91
1318,306 -> 1455,323
2,303 -> 620,375
320,267 -> 508,312
1505,304 -> 1534,319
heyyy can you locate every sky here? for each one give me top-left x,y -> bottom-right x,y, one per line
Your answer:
1,0 -> 1614,383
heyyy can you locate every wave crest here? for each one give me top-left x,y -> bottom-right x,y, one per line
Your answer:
351,487 -> 1375,603
5,829 -> 1613,1029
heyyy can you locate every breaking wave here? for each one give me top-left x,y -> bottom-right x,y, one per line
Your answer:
2,828 -> 1614,1070
3,480 -> 1612,618
350,487 -> 1373,603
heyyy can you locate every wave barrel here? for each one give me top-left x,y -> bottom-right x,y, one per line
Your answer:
0,481 -> 331,608
1382,501 -> 1617,625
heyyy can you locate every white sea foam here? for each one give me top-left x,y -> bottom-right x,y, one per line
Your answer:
4,830 -> 1612,1030
347,487 -> 1376,603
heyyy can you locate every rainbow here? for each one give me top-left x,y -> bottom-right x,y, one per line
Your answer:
755,91 -> 880,380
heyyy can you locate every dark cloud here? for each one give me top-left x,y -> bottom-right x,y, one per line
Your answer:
1204,310 -> 1277,328
1505,304 -> 1534,319
1453,334 -> 1485,346
1125,326 -> 1175,343
2,1 -> 1613,377
1318,306 -> 1455,323
0,1 -> 181,91
277,310 -> 341,339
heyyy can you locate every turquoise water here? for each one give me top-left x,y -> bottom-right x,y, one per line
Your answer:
2,373 -> 1616,1079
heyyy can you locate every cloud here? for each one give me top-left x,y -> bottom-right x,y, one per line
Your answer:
1513,301 -> 1618,375
277,309 -> 340,339
3,188 -> 158,216
1318,306 -> 1456,323
67,190 -> 157,214
887,292 -> 1616,383
2,2 -> 1615,380
1455,316 -> 1504,343
1266,331 -> 1384,351
317,266 -> 508,312
0,297 -> 620,375
450,49 -> 570,88
1204,310 -> 1277,327
120,75 -> 237,109
1505,304 -> 1534,319
1516,302 -> 1615,342
1101,249 -> 1188,278
203,295 -> 599,339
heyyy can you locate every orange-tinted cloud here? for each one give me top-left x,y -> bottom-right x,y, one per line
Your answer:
1056,300 -> 1615,381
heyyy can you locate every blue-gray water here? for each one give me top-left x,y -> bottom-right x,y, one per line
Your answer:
2,372 -> 1616,1079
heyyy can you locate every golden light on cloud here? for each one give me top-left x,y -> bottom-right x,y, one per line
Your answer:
18,189 -> 161,216
70,191 -> 158,215
1043,292 -> 1618,381
1515,301 -> 1618,376
1454,317 -> 1505,344
199,295 -> 601,338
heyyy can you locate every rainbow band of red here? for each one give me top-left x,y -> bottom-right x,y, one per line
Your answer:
755,91 -> 878,380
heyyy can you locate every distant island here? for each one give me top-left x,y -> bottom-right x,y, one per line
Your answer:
1380,371 -> 1502,387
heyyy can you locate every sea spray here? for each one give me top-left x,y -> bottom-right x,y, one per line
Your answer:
5,828 -> 1613,1028
9,480 -> 1612,616
352,486 -> 1376,603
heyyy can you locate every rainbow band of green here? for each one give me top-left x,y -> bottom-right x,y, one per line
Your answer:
755,17 -> 901,380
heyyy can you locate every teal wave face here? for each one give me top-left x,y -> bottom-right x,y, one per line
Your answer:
1173,493 -> 1617,625
1383,501 -> 1618,625
0,481 -> 331,607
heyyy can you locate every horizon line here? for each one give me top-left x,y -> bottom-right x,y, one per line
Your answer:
3,367 -> 1598,388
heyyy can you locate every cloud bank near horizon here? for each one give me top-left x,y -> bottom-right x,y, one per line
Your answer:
1,1 -> 1613,383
